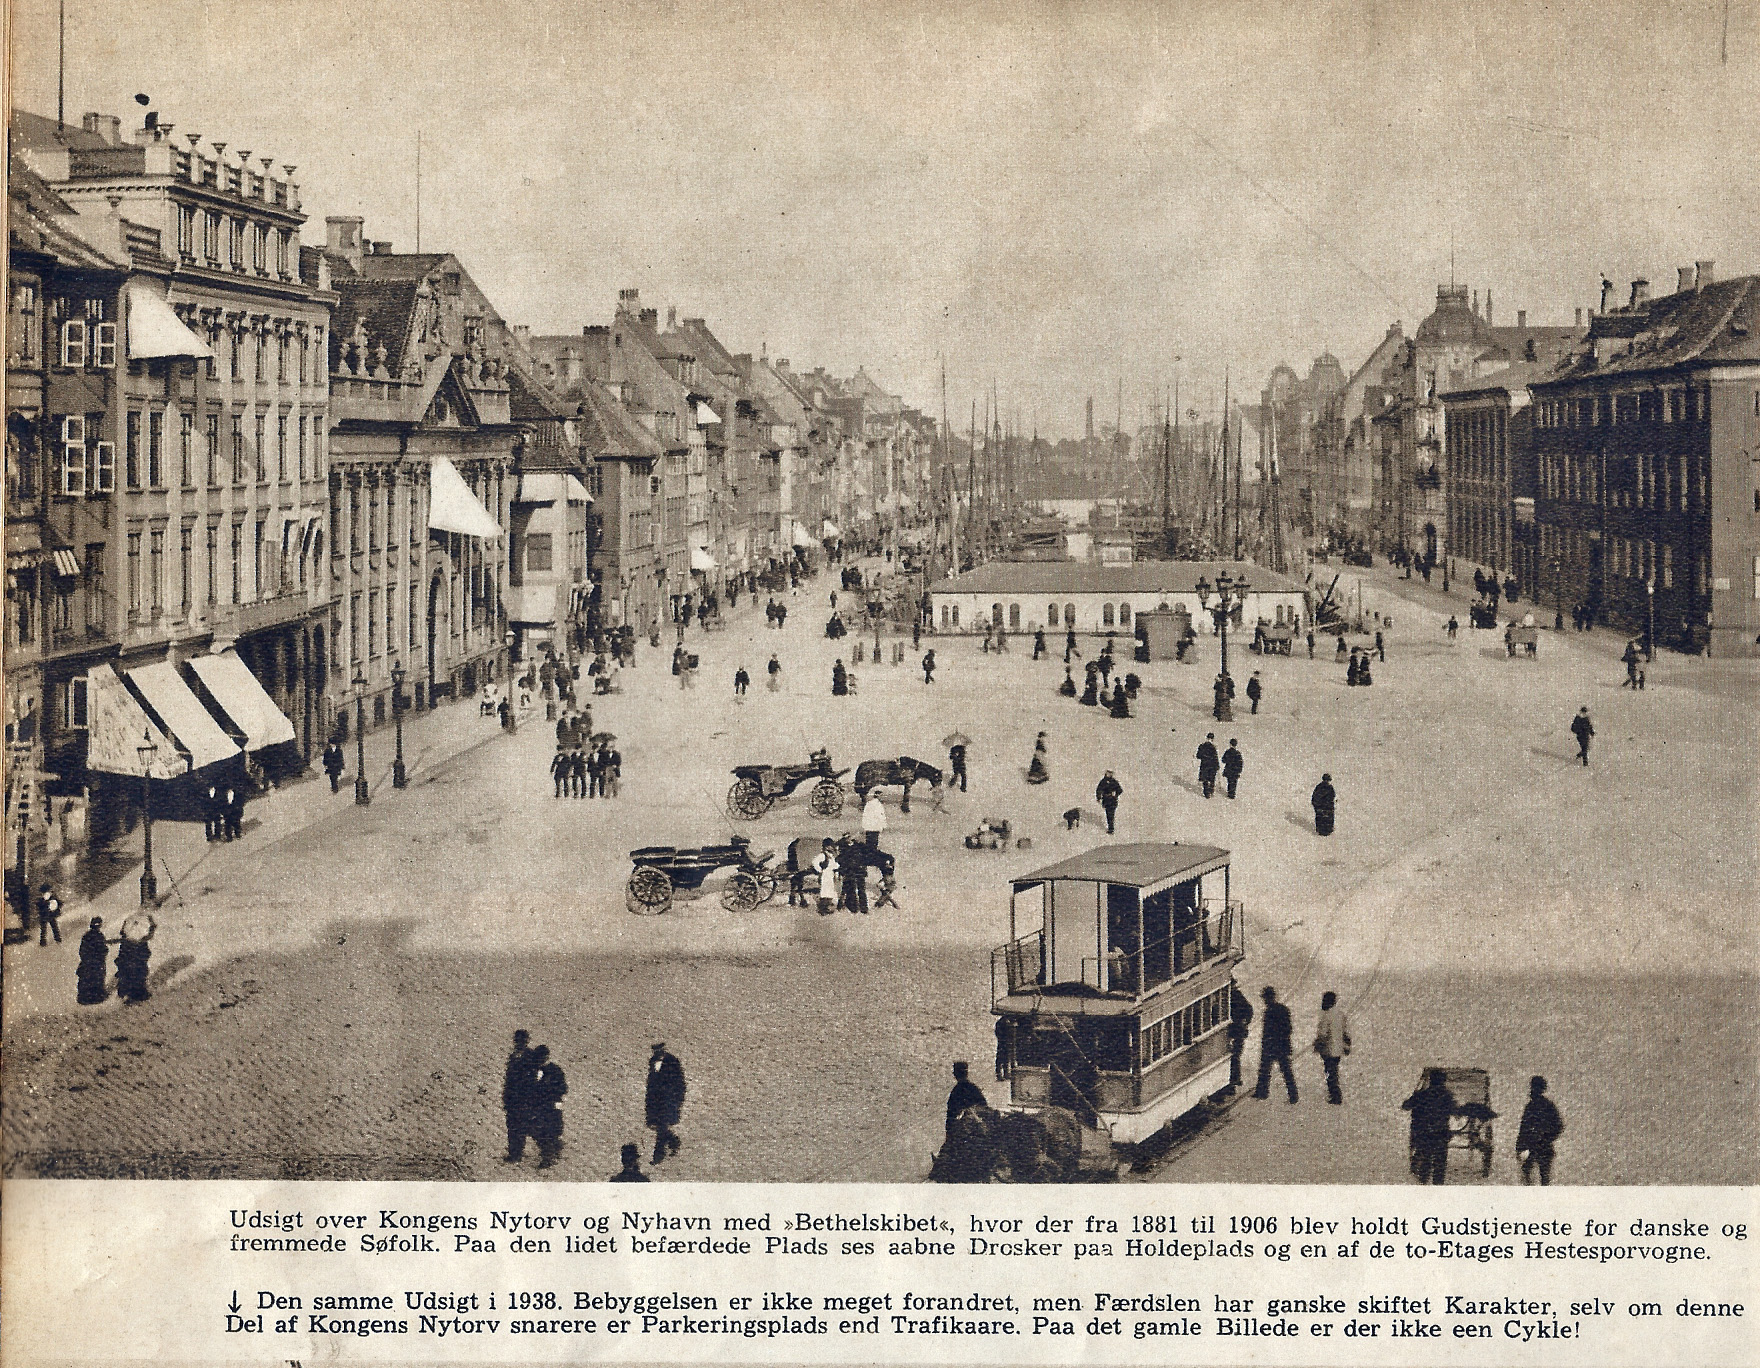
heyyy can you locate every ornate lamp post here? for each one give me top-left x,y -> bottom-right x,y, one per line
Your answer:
1196,570 -> 1249,721
352,666 -> 370,806
136,731 -> 159,906
1552,556 -> 1564,631
390,659 -> 408,788
503,630 -> 517,732
1645,578 -> 1655,662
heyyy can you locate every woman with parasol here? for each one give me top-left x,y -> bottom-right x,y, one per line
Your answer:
115,911 -> 156,1003
1026,732 -> 1051,785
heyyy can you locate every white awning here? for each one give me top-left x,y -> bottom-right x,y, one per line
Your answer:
126,282 -> 214,360
791,522 -> 816,549
690,546 -> 716,572
125,661 -> 241,772
84,665 -> 184,779
428,457 -> 502,538
565,474 -> 591,503
822,519 -> 841,539
185,652 -> 296,750
695,401 -> 721,425
514,472 -> 562,504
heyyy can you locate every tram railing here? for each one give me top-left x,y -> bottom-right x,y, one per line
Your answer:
991,929 -> 1045,999
1081,902 -> 1243,997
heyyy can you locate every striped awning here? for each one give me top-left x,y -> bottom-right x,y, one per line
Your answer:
126,662 -> 241,772
49,549 -> 82,578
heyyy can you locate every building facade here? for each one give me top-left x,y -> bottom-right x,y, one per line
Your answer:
1441,363 -> 1548,599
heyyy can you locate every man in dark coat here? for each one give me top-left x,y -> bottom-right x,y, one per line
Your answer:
993,1018 -> 1013,1081
1246,671 -> 1263,714
1211,672 -> 1233,719
550,748 -> 571,798
1570,707 -> 1594,766
204,783 -> 223,841
502,1029 -> 538,1162
948,743 -> 968,792
1402,1069 -> 1458,1184
645,1044 -> 686,1163
838,837 -> 870,914
76,917 -> 110,1005
1253,986 -> 1297,1102
945,1061 -> 987,1138
1064,628 -> 1080,663
1311,773 -> 1336,835
1095,771 -> 1123,834
1032,628 -> 1046,659
322,739 -> 345,793
733,665 -> 750,695
1221,740 -> 1244,799
609,1142 -> 649,1182
1375,630 -> 1385,662
1516,1075 -> 1564,1186
1227,983 -> 1254,1090
921,650 -> 936,684
1196,733 -> 1220,798
528,1045 -> 567,1169
36,883 -> 63,945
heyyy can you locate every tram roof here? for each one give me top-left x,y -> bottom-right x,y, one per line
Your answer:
1013,842 -> 1229,888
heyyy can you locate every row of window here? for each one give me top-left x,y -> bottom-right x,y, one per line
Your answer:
122,515 -> 321,621
1142,986 -> 1231,1066
55,409 -> 324,496
175,205 -> 295,279
1541,449 -> 1707,510
1535,387 -> 1707,429
55,313 -> 325,388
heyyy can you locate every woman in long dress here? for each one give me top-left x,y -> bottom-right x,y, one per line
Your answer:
76,917 -> 110,1005
1026,732 -> 1051,784
115,912 -> 155,1003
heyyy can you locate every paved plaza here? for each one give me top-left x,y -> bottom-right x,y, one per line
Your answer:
4,563 -> 1755,1184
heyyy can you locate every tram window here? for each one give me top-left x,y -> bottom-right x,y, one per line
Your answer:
1102,603 -> 1115,627
1047,603 -> 1059,627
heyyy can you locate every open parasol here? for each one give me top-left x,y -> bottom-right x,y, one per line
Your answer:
941,731 -> 973,750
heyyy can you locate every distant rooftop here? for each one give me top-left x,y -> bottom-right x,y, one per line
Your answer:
936,560 -> 1307,597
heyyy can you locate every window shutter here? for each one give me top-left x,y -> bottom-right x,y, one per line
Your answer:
93,441 -> 116,493
60,416 -> 87,493
66,676 -> 89,730
93,321 -> 117,368
61,318 -> 87,367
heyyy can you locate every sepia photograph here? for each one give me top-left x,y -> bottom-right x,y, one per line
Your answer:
3,0 -> 1756,1189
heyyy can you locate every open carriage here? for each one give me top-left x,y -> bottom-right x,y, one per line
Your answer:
726,748 -> 850,821
1256,623 -> 1296,656
625,836 -> 779,915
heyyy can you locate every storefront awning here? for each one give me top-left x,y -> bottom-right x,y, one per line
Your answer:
124,662 -> 242,773
565,474 -> 591,503
695,401 -> 721,425
125,282 -> 214,360
822,519 -> 841,539
185,653 -> 296,751
49,549 -> 82,578
690,546 -> 717,572
791,522 -> 816,549
84,665 -> 184,779
428,456 -> 502,538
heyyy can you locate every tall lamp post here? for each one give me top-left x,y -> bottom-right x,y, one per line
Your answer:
1645,578 -> 1655,662
352,666 -> 370,806
503,629 -> 517,732
1196,570 -> 1249,721
390,660 -> 408,788
1552,556 -> 1564,631
135,731 -> 158,906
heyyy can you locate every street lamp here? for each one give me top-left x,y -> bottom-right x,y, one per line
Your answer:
1645,578 -> 1655,662
503,629 -> 517,732
352,666 -> 370,806
135,731 -> 159,906
1196,570 -> 1249,721
390,659 -> 408,788
1552,556 -> 1564,631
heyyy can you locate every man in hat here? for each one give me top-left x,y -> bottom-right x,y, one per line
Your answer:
36,882 -> 63,945
1196,733 -> 1220,798
76,917 -> 110,1004
1311,773 -> 1336,835
1253,986 -> 1297,1103
1095,770 -> 1123,834
528,1045 -> 567,1169
945,1060 -> 987,1138
502,1029 -> 538,1163
608,1142 -> 649,1182
1516,1076 -> 1565,1186
322,738 -> 345,793
645,1043 -> 686,1164
1570,706 -> 1595,766
1246,671 -> 1263,714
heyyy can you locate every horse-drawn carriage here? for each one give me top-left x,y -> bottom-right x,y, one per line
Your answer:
1255,622 -> 1296,656
931,1104 -> 1119,1183
852,756 -> 942,813
1504,622 -> 1539,657
726,748 -> 849,821
625,835 -> 779,915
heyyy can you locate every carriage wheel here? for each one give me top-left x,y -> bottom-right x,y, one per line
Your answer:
726,778 -> 770,822
751,867 -> 779,904
721,871 -> 763,912
809,780 -> 845,818
625,867 -> 674,915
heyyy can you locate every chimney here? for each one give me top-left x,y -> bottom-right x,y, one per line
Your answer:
512,324 -> 531,340
369,240 -> 393,256
1599,278 -> 1616,313
1629,278 -> 1650,309
666,306 -> 677,331
1485,290 -> 1493,326
1472,289 -> 1480,318
81,112 -> 122,145
325,215 -> 364,273
639,309 -> 657,329
616,288 -> 640,313
1575,308 -> 1584,327
1695,260 -> 1716,290
1517,309 -> 1528,328
1678,266 -> 1696,294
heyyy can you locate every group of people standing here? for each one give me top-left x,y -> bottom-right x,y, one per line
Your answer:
548,741 -> 621,799
74,910 -> 155,1006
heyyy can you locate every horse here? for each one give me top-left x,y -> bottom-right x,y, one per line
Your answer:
853,756 -> 943,813
784,835 -> 899,906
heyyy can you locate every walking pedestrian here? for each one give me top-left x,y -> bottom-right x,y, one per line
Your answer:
1311,773 -> 1336,835
1064,628 -> 1081,663
1027,732 -> 1050,784
1032,628 -> 1046,659
1095,770 -> 1122,834
567,747 -> 586,798
1446,615 -> 1459,642
1375,630 -> 1385,662
1346,650 -> 1361,686
1570,707 -> 1594,766
1246,671 -> 1263,714
645,1043 -> 686,1163
766,654 -> 782,691
608,1142 -> 649,1182
322,739 -> 345,793
1221,739 -> 1243,799
733,665 -> 750,695
550,747 -> 570,798
1306,630 -> 1316,658
945,1060 -> 987,1138
528,1045 -> 567,1169
832,659 -> 849,696
1253,986 -> 1297,1103
1312,991 -> 1351,1104
861,792 -> 886,851
76,916 -> 110,1004
1402,1068 -> 1457,1184
1211,672 -> 1233,719
1622,640 -> 1640,688
115,912 -> 154,1003
1196,733 -> 1220,798
226,784 -> 246,839
1227,982 -> 1253,1091
1516,1075 -> 1565,1186
948,742 -> 968,792
203,783 -> 223,841
921,649 -> 936,684
502,1029 -> 538,1162
912,619 -> 922,649
1334,635 -> 1348,662
35,882 -> 62,945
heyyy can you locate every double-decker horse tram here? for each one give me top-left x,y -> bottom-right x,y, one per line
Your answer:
990,842 -> 1244,1152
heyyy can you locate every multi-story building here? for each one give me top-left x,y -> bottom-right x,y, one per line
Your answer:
321,218 -> 518,722
13,109 -> 335,784
507,371 -> 594,655
1529,265 -> 1760,654
1440,362 -> 1549,599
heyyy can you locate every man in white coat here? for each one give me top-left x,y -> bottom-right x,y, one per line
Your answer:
1313,991 -> 1352,1104
861,792 -> 887,852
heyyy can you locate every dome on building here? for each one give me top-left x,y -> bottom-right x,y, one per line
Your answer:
1414,284 -> 1489,348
